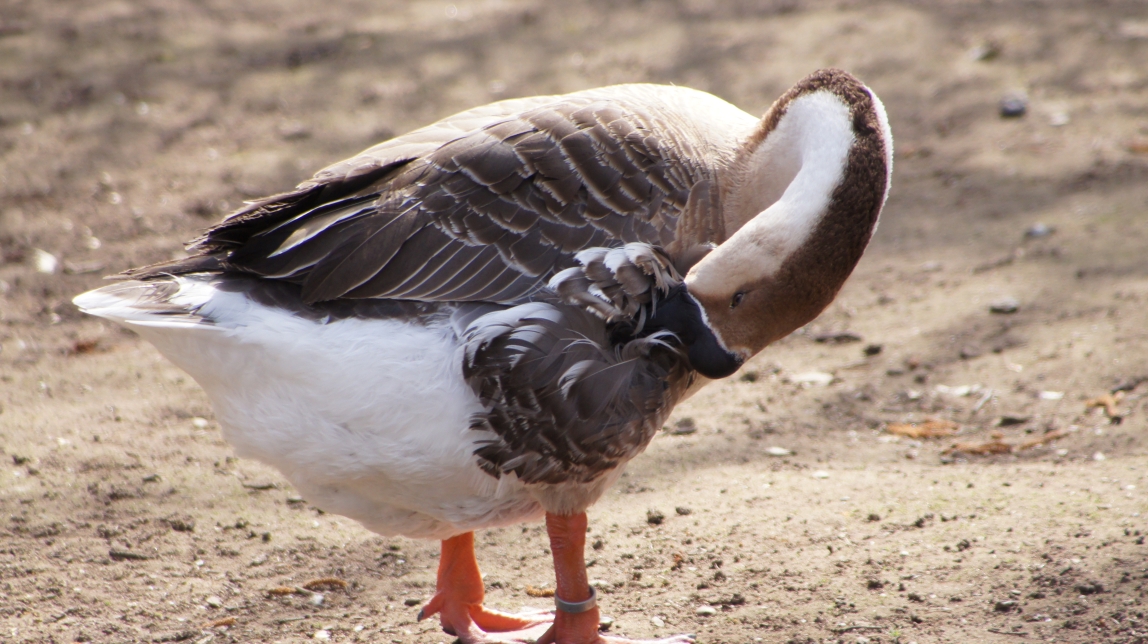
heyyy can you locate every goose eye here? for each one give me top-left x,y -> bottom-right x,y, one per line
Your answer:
730,291 -> 745,309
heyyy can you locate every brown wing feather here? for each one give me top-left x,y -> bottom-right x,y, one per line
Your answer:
131,90 -> 715,304
462,302 -> 692,484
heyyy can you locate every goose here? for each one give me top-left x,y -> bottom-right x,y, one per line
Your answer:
74,68 -> 891,644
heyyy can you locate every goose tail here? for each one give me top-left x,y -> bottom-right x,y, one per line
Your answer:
73,278 -> 214,329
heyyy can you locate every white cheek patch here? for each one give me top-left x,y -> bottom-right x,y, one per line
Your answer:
688,90 -> 855,296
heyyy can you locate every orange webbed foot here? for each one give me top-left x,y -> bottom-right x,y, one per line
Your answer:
418,532 -> 553,643
419,597 -> 553,643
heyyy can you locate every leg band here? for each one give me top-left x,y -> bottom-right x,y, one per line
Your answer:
554,586 -> 597,614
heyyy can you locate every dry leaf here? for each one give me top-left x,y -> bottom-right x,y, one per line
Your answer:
1127,138 -> 1148,154
1017,429 -> 1070,451
267,586 -> 301,596
525,586 -> 555,598
1085,392 -> 1123,419
944,439 -> 1011,455
69,339 -> 99,354
886,419 -> 959,439
946,427 -> 1071,456
303,577 -> 348,591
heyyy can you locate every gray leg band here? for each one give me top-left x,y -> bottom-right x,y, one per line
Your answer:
554,586 -> 597,613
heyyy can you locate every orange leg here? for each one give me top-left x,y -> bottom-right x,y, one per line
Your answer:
418,532 -> 553,643
536,512 -> 694,644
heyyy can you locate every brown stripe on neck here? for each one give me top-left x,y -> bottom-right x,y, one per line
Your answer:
767,71 -> 889,329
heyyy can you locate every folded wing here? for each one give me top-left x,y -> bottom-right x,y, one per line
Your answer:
132,90 -> 713,305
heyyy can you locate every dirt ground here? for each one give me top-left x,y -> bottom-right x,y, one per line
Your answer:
2,1 -> 1148,642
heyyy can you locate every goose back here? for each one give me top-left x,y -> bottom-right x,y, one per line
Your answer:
128,86 -> 756,306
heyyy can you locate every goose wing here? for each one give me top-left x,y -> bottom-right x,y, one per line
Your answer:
461,302 -> 692,485
135,87 -> 719,305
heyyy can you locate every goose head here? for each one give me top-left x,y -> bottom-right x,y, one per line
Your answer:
657,69 -> 892,379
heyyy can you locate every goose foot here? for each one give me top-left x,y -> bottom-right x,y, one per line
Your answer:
418,532 -> 553,643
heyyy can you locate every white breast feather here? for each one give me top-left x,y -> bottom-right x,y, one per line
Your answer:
75,277 -> 542,539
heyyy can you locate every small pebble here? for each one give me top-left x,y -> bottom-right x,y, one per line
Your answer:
989,297 -> 1019,314
646,509 -> 665,525
967,42 -> 1000,61
668,417 -> 697,435
696,606 -> 717,616
766,446 -> 792,457
33,248 -> 59,274
205,596 -> 223,608
1049,112 -> 1070,126
1039,391 -> 1064,400
999,93 -> 1027,118
278,121 -> 312,140
192,417 -> 209,429
313,630 -> 331,640
675,506 -> 692,516
814,331 -> 862,344
1093,452 -> 1106,461
650,616 -> 666,628
935,384 -> 976,397
1024,223 -> 1055,239
812,470 -> 830,479
995,599 -> 1019,612
791,372 -> 834,386
310,593 -> 325,606
857,637 -> 871,644
1118,20 -> 1148,39
959,346 -> 982,359
403,597 -> 423,606
997,414 -> 1030,426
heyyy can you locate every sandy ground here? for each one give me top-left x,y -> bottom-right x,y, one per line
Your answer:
3,1 -> 1148,642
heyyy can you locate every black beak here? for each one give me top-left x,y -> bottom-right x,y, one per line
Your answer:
644,285 -> 743,379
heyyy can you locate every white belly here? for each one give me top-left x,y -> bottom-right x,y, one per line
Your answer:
126,284 -> 543,539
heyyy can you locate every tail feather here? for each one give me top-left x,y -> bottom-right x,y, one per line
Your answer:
73,279 -> 212,329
